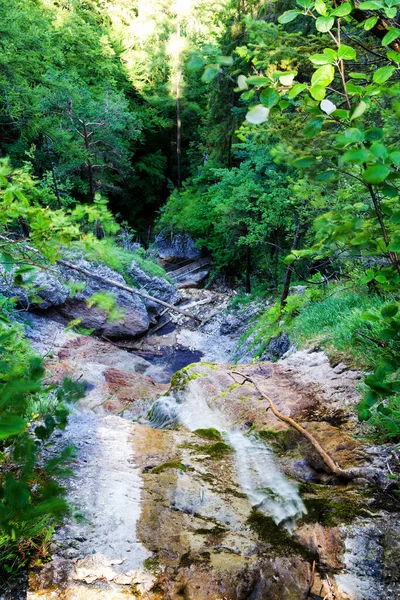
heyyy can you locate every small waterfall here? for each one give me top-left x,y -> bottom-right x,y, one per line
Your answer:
148,391 -> 306,528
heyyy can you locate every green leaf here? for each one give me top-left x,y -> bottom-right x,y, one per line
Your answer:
278,10 -> 302,24
381,304 -> 398,318
309,85 -> 326,100
246,76 -> 270,85
201,66 -> 219,83
340,147 -> 369,164
284,254 -> 297,265
349,72 -> 367,79
0,415 -> 26,440
317,169 -> 335,181
365,127 -> 384,141
373,65 -> 396,84
338,44 -> 357,60
288,83 -> 307,98
350,100 -> 368,121
241,90 -> 255,101
362,164 -> 391,184
314,0 -> 327,15
390,150 -> 400,166
358,1 -> 383,8
292,156 -> 316,168
260,88 -> 280,108
310,53 -> 335,66
331,2 -> 353,16
304,117 -> 324,138
187,55 -> 205,71
245,105 -> 269,124
363,16 -> 378,30
311,64 -> 335,87
370,142 -> 388,160
316,16 -> 335,33
217,55 -> 233,66
0,252 -> 14,273
382,28 -> 400,46
358,408 -> 372,421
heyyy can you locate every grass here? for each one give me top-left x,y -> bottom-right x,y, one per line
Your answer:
70,238 -> 171,285
289,291 -> 390,370
237,284 -> 392,371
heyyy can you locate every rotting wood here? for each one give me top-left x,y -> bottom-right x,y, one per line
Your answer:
57,259 -> 202,322
231,371 -> 386,485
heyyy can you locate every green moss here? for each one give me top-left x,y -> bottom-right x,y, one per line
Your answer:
183,440 -> 233,459
257,429 -> 301,455
203,441 -> 233,458
169,367 -> 207,392
193,428 -> 223,441
151,461 -> 187,474
298,483 -> 373,527
195,525 -> 226,536
221,383 -> 239,397
247,510 -> 317,561
143,556 -> 160,573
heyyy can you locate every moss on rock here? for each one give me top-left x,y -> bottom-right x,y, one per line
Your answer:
193,428 -> 223,441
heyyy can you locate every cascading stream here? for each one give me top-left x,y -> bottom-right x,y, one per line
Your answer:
148,388 -> 306,529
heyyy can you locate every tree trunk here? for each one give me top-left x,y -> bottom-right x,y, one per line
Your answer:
245,246 -> 251,293
280,219 -> 301,307
83,122 -> 95,203
176,19 -> 182,189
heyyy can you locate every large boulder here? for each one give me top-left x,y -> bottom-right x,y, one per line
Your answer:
154,231 -> 201,263
128,261 -> 180,319
56,259 -> 150,339
0,258 -> 150,339
0,267 -> 69,309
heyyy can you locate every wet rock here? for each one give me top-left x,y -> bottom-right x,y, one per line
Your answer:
155,231 -> 201,263
48,335 -> 165,414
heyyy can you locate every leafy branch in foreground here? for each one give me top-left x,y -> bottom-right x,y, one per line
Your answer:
227,0 -> 400,437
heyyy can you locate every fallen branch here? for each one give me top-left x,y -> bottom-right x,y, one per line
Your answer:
231,371 -> 384,484
0,234 -> 202,323
57,259 -> 202,323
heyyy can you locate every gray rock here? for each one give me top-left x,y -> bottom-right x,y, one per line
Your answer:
0,267 -> 69,309
57,258 -> 149,338
155,231 -> 201,263
259,332 -> 291,361
175,269 -> 209,289
289,285 -> 308,296
128,261 -> 180,318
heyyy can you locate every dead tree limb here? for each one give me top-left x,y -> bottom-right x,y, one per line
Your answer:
231,371 -> 384,484
0,234 -> 201,323
57,259 -> 202,322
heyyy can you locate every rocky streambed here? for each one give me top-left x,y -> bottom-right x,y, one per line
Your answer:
13,289 -> 400,600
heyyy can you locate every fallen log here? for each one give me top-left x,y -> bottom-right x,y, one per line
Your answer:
0,234 -> 202,323
57,259 -> 202,323
231,371 -> 385,484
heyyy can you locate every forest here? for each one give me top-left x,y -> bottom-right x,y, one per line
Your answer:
1,0 -> 400,598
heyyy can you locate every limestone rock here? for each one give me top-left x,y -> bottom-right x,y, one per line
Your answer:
154,231 -> 201,263
128,260 -> 180,317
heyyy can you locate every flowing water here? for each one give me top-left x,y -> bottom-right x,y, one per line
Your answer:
148,385 -> 306,529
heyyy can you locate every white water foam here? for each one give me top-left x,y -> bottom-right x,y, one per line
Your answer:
149,391 -> 306,528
